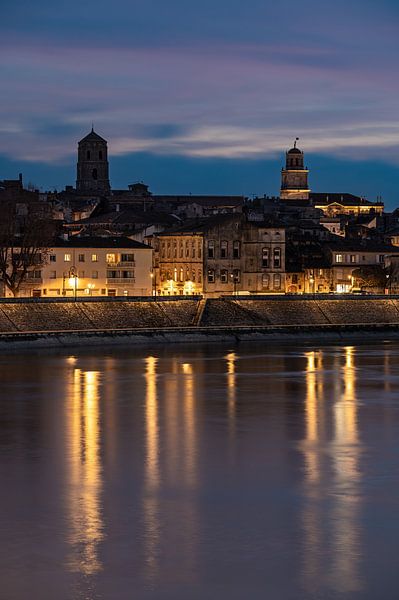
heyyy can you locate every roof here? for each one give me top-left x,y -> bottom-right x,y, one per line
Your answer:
311,193 -> 383,207
154,195 -> 244,205
326,240 -> 399,253
78,128 -> 107,144
53,236 -> 151,249
287,147 -> 302,154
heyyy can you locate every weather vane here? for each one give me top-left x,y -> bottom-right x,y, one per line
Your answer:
294,137 -> 299,148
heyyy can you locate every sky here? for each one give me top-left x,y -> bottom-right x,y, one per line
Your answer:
1,0 -> 399,205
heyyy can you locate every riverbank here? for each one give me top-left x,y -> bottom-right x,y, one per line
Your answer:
2,295 -> 399,349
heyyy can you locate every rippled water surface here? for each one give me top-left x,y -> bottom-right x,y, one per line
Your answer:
1,342 -> 399,599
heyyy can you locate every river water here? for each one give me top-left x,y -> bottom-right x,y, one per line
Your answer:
1,342 -> 398,599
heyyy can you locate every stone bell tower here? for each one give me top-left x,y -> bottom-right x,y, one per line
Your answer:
76,128 -> 111,194
280,138 -> 310,200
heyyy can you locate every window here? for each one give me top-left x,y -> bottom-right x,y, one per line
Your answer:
106,253 -> 116,264
192,270 -> 196,282
262,248 -> 269,268
92,168 -> 98,180
174,268 -> 178,282
99,150 -> 103,160
167,242 -> 171,258
273,274 -> 281,290
350,255 -> 357,263
233,240 -> 240,259
208,240 -> 215,259
50,255 -> 56,262
220,241 -> 228,259
121,253 -> 134,262
161,243 -> 166,259
198,243 -> 202,259
92,271 -> 98,279
207,269 -> 215,283
64,253 -> 71,262
79,270 -> 85,278
49,270 -> 56,279
192,245 -> 196,259
198,271 -> 202,283
78,254 -> 85,262
91,254 -> 98,262
186,268 -> 190,281
107,270 -> 119,279
233,269 -> 241,283
179,268 -> 184,282
336,254 -> 343,263
179,243 -> 183,258
292,274 -> 298,284
185,242 -> 190,258
220,269 -> 228,283
262,274 -> 270,289
122,270 -> 134,279
173,242 -> 177,258
86,150 -> 91,160
33,270 -> 42,279
379,255 -> 384,263
273,248 -> 281,269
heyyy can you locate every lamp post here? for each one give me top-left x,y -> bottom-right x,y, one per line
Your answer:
150,271 -> 157,297
68,267 -> 78,301
386,273 -> 390,295
309,275 -> 314,298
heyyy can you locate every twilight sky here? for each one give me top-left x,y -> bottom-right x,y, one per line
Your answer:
1,0 -> 399,205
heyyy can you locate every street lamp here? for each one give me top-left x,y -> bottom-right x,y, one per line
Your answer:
150,270 -> 157,297
68,267 -> 78,301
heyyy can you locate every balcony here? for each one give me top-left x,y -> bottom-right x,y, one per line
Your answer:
106,278 -> 135,284
107,261 -> 135,267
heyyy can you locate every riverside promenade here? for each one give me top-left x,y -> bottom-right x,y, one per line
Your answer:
1,295 -> 399,348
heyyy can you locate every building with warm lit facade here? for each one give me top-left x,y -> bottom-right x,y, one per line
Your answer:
155,214 -> 286,296
312,193 -> 384,217
280,140 -> 310,201
4,237 -> 153,298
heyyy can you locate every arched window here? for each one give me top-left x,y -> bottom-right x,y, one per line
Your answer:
86,150 -> 91,160
92,168 -> 98,180
99,150 -> 103,160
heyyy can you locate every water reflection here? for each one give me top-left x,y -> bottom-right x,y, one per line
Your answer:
143,356 -> 160,581
331,346 -> 361,592
66,368 -> 104,576
225,352 -> 237,437
302,347 -> 362,594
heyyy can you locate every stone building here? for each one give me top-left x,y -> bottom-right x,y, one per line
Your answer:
4,237 -> 152,298
155,214 -> 286,296
76,128 -> 110,194
280,139 -> 310,201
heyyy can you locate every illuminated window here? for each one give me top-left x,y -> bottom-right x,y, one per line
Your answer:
233,269 -> 241,283
273,274 -> 281,290
336,254 -> 343,263
64,253 -> 71,262
208,269 -> 215,283
91,254 -> 98,262
220,269 -> 228,283
106,253 -> 116,264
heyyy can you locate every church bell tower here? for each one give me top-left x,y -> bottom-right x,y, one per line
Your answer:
280,139 -> 310,200
76,128 -> 111,194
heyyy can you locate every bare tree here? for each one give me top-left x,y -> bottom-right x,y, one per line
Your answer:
0,196 -> 55,297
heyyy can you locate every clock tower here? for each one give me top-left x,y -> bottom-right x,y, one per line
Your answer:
280,139 -> 310,200
76,128 -> 111,194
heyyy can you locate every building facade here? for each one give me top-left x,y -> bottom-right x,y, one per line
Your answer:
156,214 -> 286,296
3,237 -> 152,298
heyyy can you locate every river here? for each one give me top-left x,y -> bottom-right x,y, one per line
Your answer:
1,342 -> 398,599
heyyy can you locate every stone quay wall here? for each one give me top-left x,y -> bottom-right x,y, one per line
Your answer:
1,295 -> 399,347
